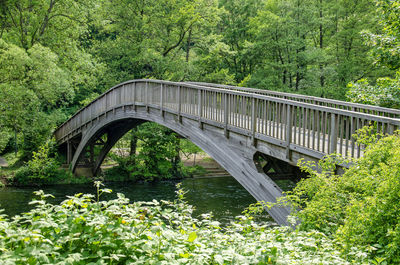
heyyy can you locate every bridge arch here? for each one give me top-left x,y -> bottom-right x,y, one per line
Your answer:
55,79 -> 400,226
68,107 -> 291,225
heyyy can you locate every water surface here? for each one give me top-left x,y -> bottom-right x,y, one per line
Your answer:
0,176 -> 274,223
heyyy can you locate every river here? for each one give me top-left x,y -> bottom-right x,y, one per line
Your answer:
0,176 -> 280,224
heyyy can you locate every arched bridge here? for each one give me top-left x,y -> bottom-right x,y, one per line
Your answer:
54,79 -> 400,225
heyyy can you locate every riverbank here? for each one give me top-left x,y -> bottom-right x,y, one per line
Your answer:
0,152 -> 230,187
181,154 -> 230,178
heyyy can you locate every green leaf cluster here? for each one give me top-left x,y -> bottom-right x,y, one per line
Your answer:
105,123 -> 185,182
0,187 -> 368,264
284,131 -> 400,263
347,77 -> 400,108
13,140 -> 71,185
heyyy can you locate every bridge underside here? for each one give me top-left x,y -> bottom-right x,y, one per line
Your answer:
58,104 -> 308,226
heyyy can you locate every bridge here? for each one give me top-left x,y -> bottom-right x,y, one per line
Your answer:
54,79 -> 400,225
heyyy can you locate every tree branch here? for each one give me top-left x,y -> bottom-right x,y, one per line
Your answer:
162,22 -> 196,57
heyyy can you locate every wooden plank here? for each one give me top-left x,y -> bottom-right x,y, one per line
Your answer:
160,83 -> 164,117
286,104 -> 292,160
306,108 -> 310,148
198,89 -> 203,128
251,97 -> 256,146
351,117 -> 355,157
330,113 -> 338,153
317,110 -> 320,151
224,93 -> 229,137
323,112 -> 327,153
312,110 -> 316,150
145,81 -> 149,112
339,115 -> 344,155
178,85 -> 182,123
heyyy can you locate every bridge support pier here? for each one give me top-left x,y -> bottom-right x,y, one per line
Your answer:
255,153 -> 304,183
67,141 -> 73,164
71,119 -> 140,177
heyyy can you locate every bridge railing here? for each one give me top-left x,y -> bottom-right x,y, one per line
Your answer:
188,82 -> 400,119
55,79 -> 400,160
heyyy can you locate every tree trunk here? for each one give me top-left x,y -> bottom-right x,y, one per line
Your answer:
319,0 -> 325,88
186,28 -> 192,62
129,128 -> 138,164
14,127 -> 17,155
172,137 -> 181,177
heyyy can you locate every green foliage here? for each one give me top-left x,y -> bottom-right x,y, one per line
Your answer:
238,0 -> 380,98
105,123 -> 185,182
347,0 -> 400,109
1,0 -> 399,163
0,188 -> 368,264
347,77 -> 400,108
364,0 -> 400,69
87,0 -> 221,86
0,39 -> 72,157
0,127 -> 12,154
284,130 -> 400,263
133,123 -> 181,181
180,139 -> 202,160
14,141 -> 71,185
181,165 -> 207,177
0,0 -> 104,158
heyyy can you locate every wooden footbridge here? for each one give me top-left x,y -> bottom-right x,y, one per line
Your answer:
54,79 -> 400,225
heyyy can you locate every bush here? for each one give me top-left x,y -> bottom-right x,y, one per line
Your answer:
13,140 -> 71,185
105,123 -> 194,182
285,130 -> 400,263
0,186 -> 367,264
347,77 -> 400,109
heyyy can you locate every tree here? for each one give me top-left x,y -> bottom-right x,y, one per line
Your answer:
87,0 -> 220,86
347,0 -> 400,108
246,0 -> 382,99
217,0 -> 263,83
0,39 -> 70,157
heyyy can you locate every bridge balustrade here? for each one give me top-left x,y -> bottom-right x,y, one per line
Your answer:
189,82 -> 400,118
55,79 -> 400,161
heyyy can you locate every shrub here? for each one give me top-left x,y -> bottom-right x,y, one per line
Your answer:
13,140 -> 70,185
0,186 -> 367,264
347,77 -> 400,109
285,130 -> 400,263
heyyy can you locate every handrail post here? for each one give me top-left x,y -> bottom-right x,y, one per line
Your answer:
330,113 -> 338,153
198,89 -> 203,129
251,96 -> 257,146
224,93 -> 229,138
133,82 -> 136,112
121,85 -> 125,112
388,123 -> 395,135
286,104 -> 292,160
105,93 -> 109,119
160,83 -> 164,117
178,85 -> 182,123
145,81 -> 149,113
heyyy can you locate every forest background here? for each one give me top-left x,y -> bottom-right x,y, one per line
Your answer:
1,0 -> 400,263
0,0 -> 399,160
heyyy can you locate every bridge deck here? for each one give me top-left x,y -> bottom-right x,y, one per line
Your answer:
55,79 -> 400,163
53,80 -> 400,225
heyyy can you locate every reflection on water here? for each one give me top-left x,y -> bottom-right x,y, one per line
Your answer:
0,176 -> 275,223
